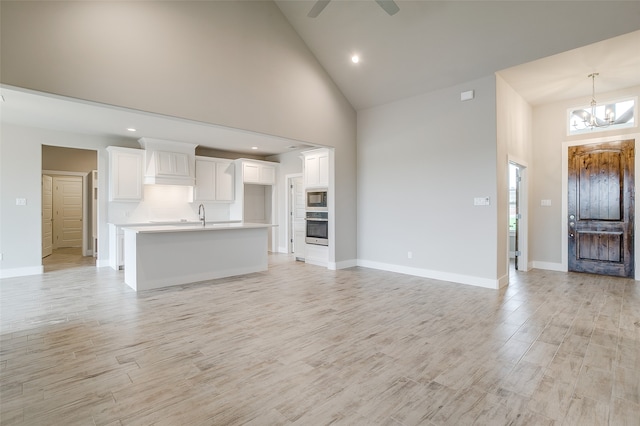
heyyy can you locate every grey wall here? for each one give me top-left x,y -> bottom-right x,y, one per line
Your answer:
0,1 -> 354,146
497,75 -> 534,274
0,1 -> 357,274
0,124 -> 138,276
357,75 -> 500,287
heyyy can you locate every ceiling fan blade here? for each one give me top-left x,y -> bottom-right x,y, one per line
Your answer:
308,0 -> 331,18
375,0 -> 399,16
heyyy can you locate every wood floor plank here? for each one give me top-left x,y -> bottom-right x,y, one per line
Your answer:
1,250 -> 639,425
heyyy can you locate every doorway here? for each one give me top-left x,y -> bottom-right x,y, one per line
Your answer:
508,160 -> 528,273
567,139 -> 634,277
509,163 -> 521,270
42,145 -> 97,270
287,174 -> 305,261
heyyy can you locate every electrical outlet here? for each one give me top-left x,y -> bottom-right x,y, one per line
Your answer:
407,251 -> 413,259
16,198 -> 27,206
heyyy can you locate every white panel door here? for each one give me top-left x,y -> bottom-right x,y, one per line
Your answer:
290,176 -> 305,258
42,174 -> 53,257
53,176 -> 83,248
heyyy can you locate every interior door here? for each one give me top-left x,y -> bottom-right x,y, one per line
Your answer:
568,140 -> 634,277
42,174 -> 53,257
289,176 -> 305,260
53,176 -> 83,248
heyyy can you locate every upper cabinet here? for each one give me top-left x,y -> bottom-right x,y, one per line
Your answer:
106,147 -> 144,202
239,160 -> 276,185
194,157 -> 235,202
303,149 -> 329,188
138,138 -> 197,186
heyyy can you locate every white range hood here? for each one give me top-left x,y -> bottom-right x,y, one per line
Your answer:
139,137 -> 197,186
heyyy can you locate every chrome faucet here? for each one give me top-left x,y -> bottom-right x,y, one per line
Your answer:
198,203 -> 206,227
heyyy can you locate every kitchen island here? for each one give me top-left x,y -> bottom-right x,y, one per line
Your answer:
122,223 -> 271,291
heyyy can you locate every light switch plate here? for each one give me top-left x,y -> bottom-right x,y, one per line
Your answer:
16,198 -> 27,206
474,197 -> 490,206
541,199 -> 552,207
461,90 -> 475,101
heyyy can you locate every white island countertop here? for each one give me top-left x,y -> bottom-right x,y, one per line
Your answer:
122,222 -> 273,234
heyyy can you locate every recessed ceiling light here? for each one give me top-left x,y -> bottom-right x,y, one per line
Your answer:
127,128 -> 137,132
351,55 -> 360,64
251,146 -> 258,150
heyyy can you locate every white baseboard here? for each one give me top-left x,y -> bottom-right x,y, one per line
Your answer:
305,258 -> 328,268
0,265 -> 44,279
96,259 -> 111,268
357,259 -> 502,289
530,261 -> 565,272
329,259 -> 358,270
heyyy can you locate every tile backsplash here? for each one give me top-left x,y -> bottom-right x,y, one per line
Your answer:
109,184 -> 230,224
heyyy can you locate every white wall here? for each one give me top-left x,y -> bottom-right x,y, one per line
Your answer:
357,75 -> 501,288
531,85 -> 640,269
0,1 -> 357,273
0,124 -> 138,277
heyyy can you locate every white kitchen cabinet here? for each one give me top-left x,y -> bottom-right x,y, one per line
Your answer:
241,160 -> 276,185
106,147 -> 144,202
194,157 -> 235,202
216,161 -> 235,201
305,243 -> 328,267
303,149 -> 329,188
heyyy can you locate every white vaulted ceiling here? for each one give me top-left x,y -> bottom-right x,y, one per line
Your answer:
275,1 -> 640,109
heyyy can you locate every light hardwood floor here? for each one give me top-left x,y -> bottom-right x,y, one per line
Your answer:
1,254 -> 639,425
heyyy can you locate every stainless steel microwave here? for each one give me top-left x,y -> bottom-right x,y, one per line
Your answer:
306,189 -> 327,210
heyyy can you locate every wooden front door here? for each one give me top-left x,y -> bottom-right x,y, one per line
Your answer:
568,140 -> 634,277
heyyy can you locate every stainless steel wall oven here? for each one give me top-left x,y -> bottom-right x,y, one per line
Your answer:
305,211 -> 328,246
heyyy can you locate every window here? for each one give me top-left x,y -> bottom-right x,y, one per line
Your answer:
568,97 -> 636,135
